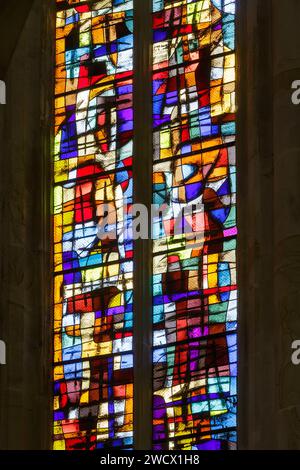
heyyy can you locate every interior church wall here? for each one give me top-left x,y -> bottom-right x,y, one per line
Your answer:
0,0 -> 300,450
0,0 -> 53,450
238,0 -> 300,450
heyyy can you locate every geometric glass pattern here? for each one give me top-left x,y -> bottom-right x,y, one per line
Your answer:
52,0 -> 237,451
53,0 -> 134,450
152,0 -> 237,450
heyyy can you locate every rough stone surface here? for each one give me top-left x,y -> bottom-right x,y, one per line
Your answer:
0,0 -> 54,450
238,0 -> 300,450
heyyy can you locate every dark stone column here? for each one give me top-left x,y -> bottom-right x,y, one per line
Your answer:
273,0 -> 300,450
133,0 -> 153,450
237,0 -> 276,449
0,0 -> 54,450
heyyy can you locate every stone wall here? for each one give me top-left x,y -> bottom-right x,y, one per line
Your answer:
238,0 -> 300,450
0,0 -> 54,450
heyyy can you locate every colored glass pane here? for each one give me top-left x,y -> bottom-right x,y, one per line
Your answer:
53,0 -> 134,450
152,0 -> 237,450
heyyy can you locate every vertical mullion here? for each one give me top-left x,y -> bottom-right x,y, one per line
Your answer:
133,0 -> 153,451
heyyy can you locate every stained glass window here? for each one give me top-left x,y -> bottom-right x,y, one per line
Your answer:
53,0 -> 134,450
152,0 -> 237,450
53,0 -> 237,451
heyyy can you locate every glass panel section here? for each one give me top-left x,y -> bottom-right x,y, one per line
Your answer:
152,0 -> 237,450
53,0 -> 134,450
